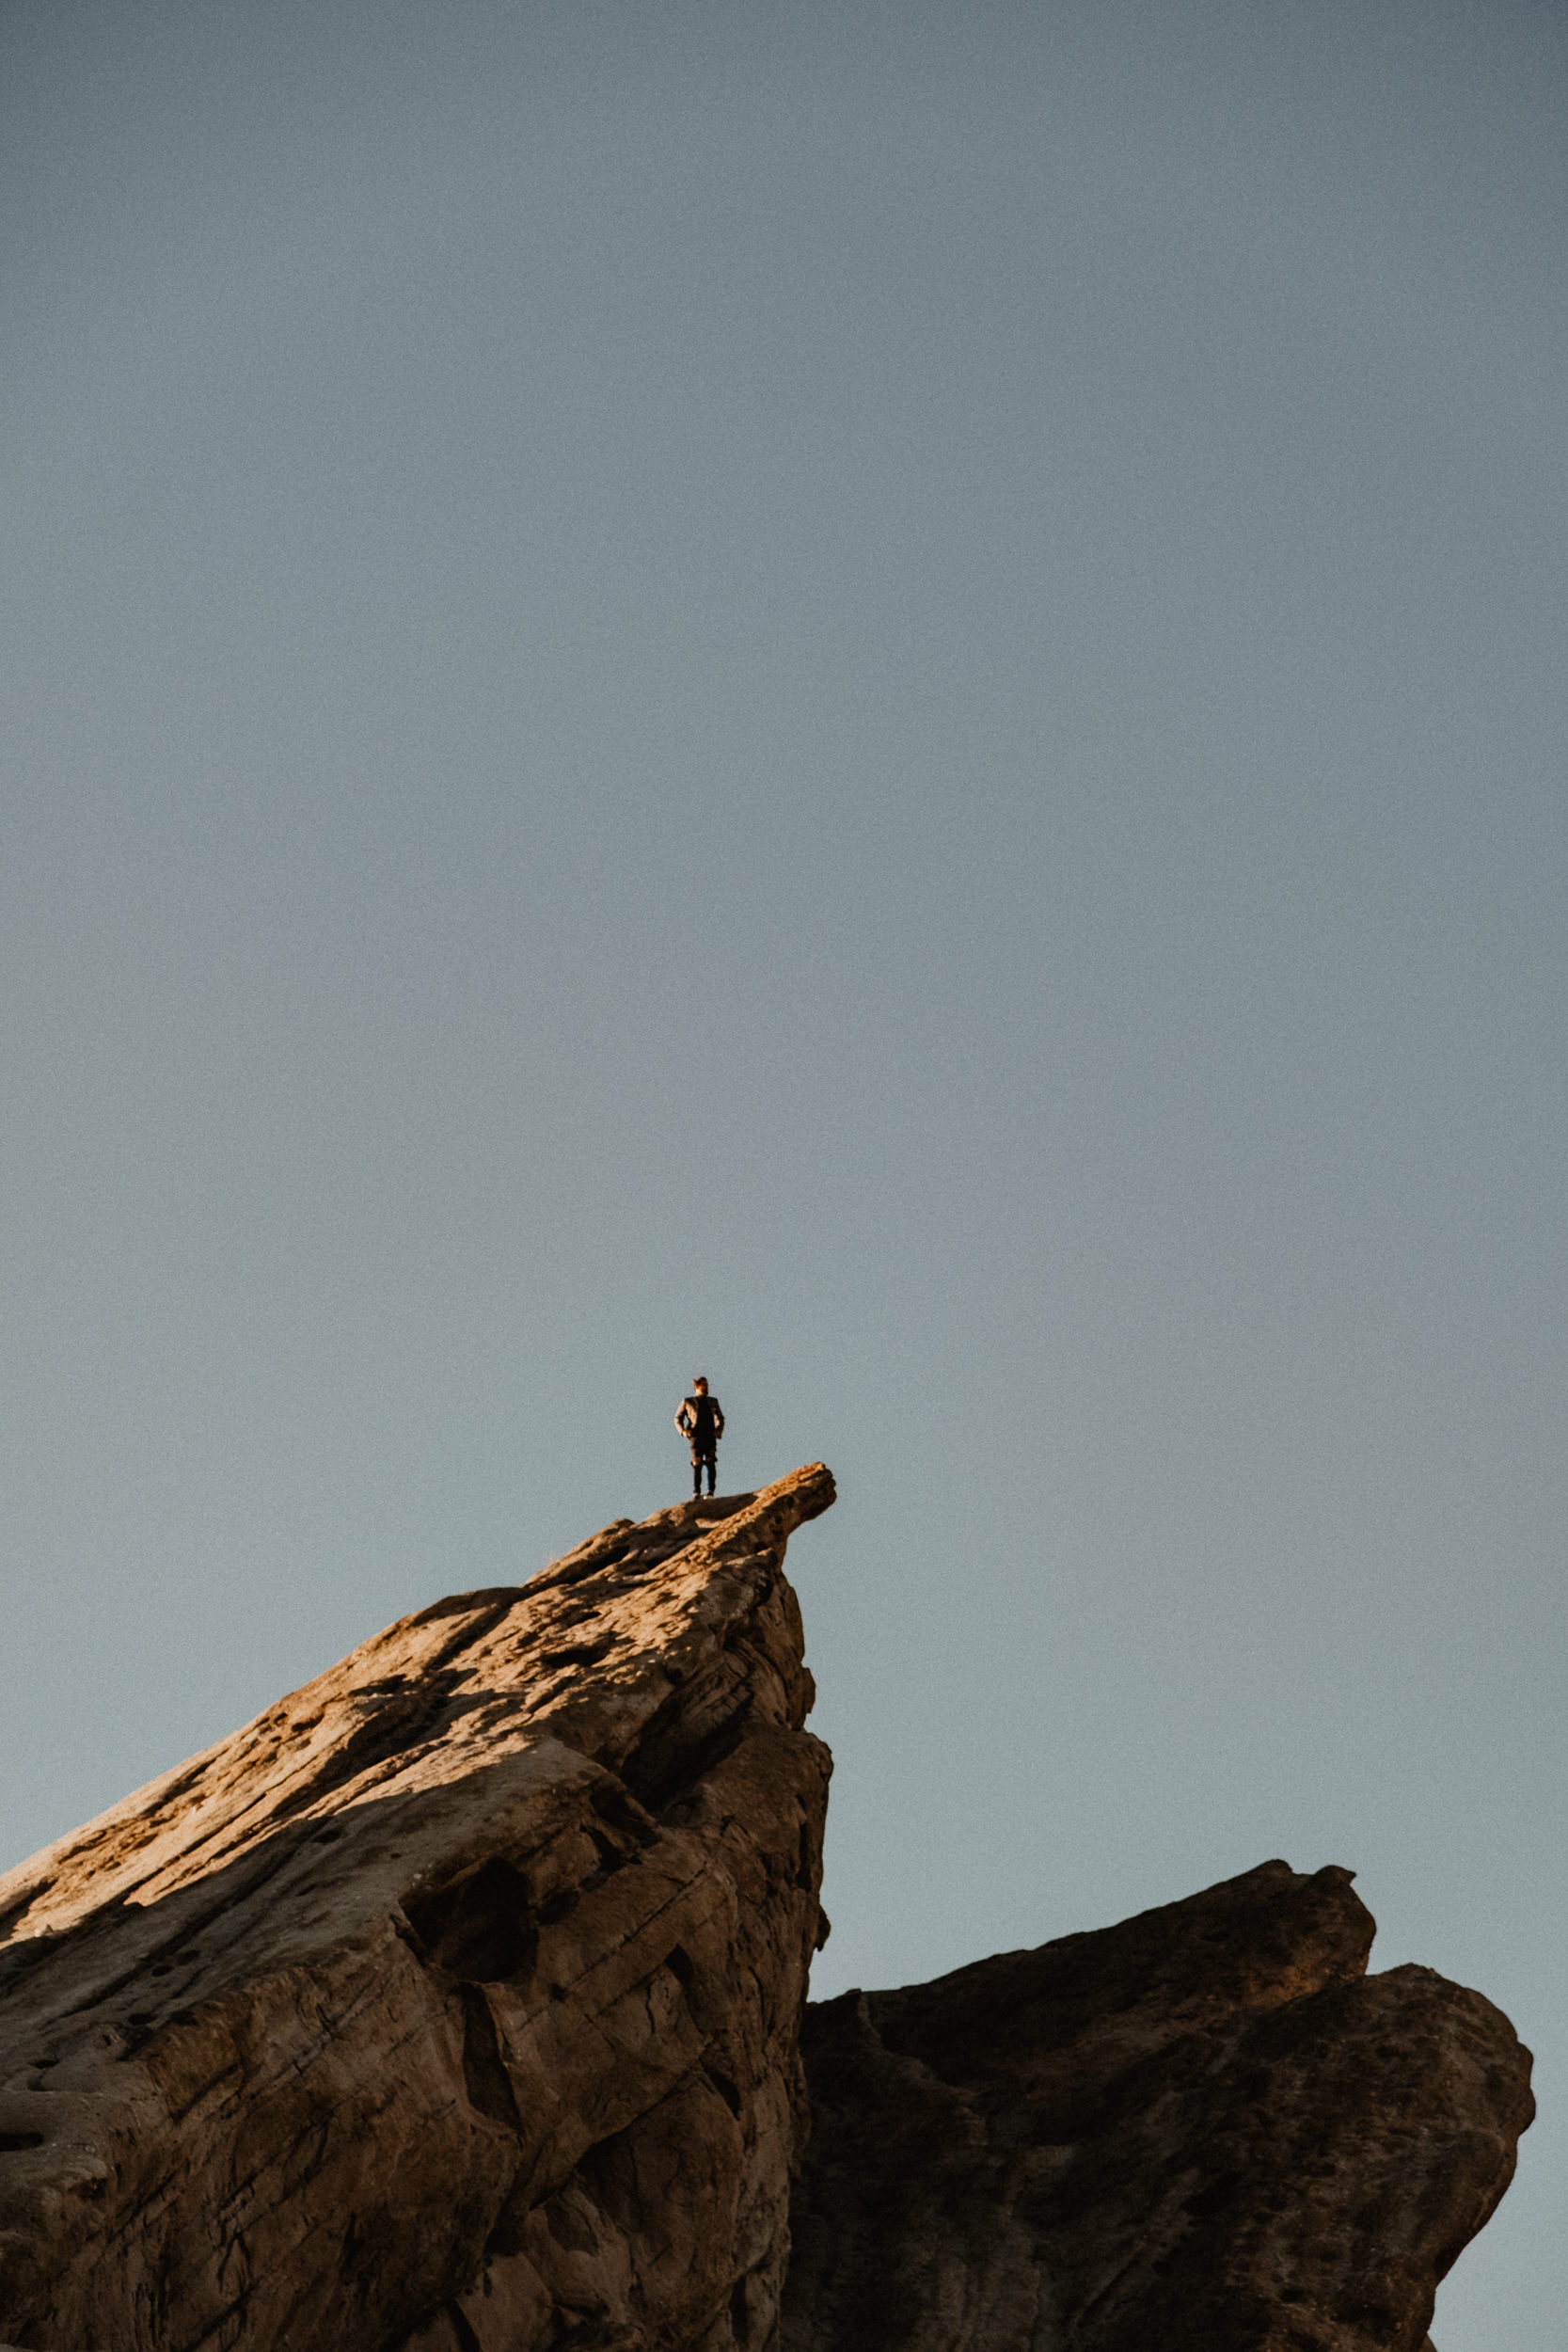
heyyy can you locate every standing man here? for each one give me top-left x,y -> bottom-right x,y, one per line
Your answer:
675,1376 -> 725,1498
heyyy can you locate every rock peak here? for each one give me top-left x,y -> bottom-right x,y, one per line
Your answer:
0,1464 -> 837,2352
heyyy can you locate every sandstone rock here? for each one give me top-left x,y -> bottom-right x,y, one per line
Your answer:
0,1474 -> 1534,2352
0,1465 -> 836,2352
781,1860 -> 1532,2352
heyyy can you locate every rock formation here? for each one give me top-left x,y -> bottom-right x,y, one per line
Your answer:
0,1466 -> 837,2352
782,1860 -> 1533,2352
0,1462 -> 1535,2352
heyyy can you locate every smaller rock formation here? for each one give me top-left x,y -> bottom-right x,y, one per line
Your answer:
0,1466 -> 836,2352
783,1861 -> 1532,2352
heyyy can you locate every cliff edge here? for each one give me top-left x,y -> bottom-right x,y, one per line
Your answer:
0,1465 -> 836,2352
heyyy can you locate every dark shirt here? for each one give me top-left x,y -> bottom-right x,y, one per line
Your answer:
677,1393 -> 723,1450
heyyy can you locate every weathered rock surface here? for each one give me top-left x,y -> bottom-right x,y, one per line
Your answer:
782,1859 -> 1533,2352
0,1469 -> 1534,2352
0,1465 -> 837,2352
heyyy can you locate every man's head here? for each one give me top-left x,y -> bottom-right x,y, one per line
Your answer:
693,1376 -> 708,1392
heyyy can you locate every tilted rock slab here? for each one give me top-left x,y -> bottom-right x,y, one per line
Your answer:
783,1861 -> 1532,2352
0,1464 -> 836,2352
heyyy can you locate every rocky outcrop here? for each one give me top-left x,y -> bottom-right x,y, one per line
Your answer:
0,1465 -> 836,2352
782,1860 -> 1533,2352
0,1465 -> 1535,2352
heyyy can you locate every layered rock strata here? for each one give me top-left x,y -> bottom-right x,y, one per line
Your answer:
0,1464 -> 836,2352
782,1859 -> 1533,2352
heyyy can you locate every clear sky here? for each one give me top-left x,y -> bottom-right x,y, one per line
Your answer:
2,2 -> 1563,2341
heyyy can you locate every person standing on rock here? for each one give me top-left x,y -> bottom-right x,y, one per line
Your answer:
676,1376 -> 725,1498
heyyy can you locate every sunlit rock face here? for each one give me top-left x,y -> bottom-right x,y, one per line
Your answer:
0,1465 -> 836,2352
781,1860 -> 1533,2352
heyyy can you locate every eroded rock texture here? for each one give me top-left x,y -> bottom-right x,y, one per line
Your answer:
0,1464 -> 836,2352
783,1861 -> 1532,2352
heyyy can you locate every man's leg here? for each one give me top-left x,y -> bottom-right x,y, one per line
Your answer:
705,1453 -> 717,1496
692,1456 -> 703,1497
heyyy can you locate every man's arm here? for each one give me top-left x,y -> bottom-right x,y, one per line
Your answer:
713,1402 -> 725,1438
675,1402 -> 692,1435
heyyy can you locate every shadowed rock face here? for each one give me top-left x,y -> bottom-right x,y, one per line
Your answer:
781,1861 -> 1533,2352
0,1465 -> 836,2352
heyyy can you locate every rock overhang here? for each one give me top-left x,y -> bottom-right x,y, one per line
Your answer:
0,1464 -> 837,2352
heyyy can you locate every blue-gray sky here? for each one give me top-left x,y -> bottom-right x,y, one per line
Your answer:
3,3 -> 1563,2341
